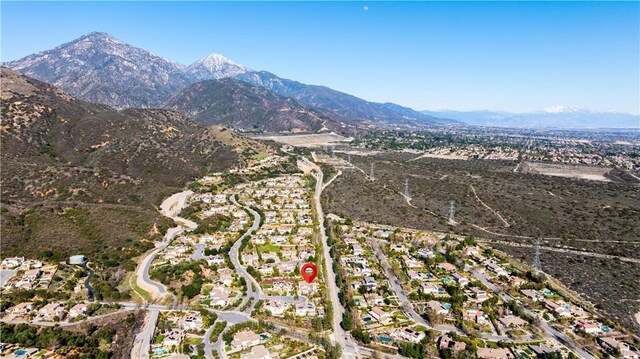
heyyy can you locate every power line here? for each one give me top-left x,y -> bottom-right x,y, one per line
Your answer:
449,201 -> 456,225
533,239 -> 542,272
404,178 -> 411,199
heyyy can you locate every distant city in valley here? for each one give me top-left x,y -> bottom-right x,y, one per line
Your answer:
1,2 -> 639,359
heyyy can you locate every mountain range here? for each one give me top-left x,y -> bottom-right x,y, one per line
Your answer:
1,66 -> 272,288
165,78 -> 338,133
5,32 -> 454,131
234,71 -> 451,126
6,31 -> 636,130
5,32 -> 191,109
423,107 -> 640,129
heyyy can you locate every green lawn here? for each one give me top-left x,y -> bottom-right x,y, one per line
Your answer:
258,243 -> 281,253
130,275 -> 152,302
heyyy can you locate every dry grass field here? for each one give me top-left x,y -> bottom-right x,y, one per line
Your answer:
520,162 -> 612,182
322,150 -> 640,333
251,132 -> 352,147
492,244 -> 640,335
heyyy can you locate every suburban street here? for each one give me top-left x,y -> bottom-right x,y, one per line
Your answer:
134,189 -> 199,303
373,239 -> 467,337
135,226 -> 183,302
129,309 -> 159,359
124,166 -> 597,359
229,194 -> 263,314
372,238 -> 430,328
302,156 -> 361,359
465,266 -> 597,359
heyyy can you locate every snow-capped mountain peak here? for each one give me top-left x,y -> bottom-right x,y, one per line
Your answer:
4,31 -> 191,109
542,105 -> 587,114
199,53 -> 242,67
186,53 -> 249,80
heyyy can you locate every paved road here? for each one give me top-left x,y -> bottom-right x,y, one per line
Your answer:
134,189 -> 197,303
191,243 -> 205,261
119,302 -> 255,324
2,308 -> 134,328
375,240 -> 540,342
372,239 -> 467,337
0,270 -> 17,287
203,324 -> 216,359
372,239 -> 430,328
465,266 -> 596,359
135,226 -> 183,302
160,190 -> 193,218
229,194 -> 263,314
130,309 -> 159,359
204,321 -> 234,359
301,157 -> 361,358
476,238 -> 640,264
81,263 -> 95,302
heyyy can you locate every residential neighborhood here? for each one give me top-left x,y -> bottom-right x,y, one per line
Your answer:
1,152 -> 638,359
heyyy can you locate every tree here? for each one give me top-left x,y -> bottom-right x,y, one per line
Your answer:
398,342 -> 426,359
352,328 -> 371,344
340,312 -> 353,330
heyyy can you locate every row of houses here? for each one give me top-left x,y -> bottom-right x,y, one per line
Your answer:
7,301 -> 88,321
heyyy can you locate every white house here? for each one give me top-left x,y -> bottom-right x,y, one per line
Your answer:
1,257 -> 24,269
180,313 -> 204,331
295,302 -> 316,317
210,287 -> 231,307
263,299 -> 289,316
37,302 -> 65,321
231,329 -> 261,350
163,329 -> 185,348
392,327 -> 426,343
369,306 -> 392,324
241,345 -> 272,359
68,303 -> 88,318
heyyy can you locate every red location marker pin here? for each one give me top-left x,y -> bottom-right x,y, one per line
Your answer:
301,262 -> 317,283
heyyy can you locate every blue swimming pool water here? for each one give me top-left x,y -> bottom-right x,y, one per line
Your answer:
15,350 -> 26,355
379,336 -> 392,343
443,303 -> 452,309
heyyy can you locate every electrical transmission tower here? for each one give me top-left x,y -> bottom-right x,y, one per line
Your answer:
370,162 -> 375,180
533,239 -> 542,272
404,178 -> 411,199
331,145 -> 336,158
347,153 -> 352,164
448,201 -> 456,224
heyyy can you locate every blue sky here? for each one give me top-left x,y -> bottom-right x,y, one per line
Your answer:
2,1 -> 639,114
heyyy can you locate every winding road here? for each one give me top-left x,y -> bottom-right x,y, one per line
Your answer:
134,190 -> 198,303
135,226 -> 183,302
229,194 -> 263,314
81,263 -> 95,302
